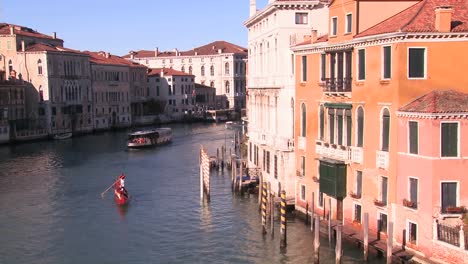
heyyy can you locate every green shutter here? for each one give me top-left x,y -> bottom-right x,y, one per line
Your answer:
357,108 -> 364,147
382,111 -> 390,151
346,110 -> 352,146
337,111 -> 343,145
441,123 -> 458,157
319,160 -> 347,198
302,56 -> 307,82
329,111 -> 335,144
320,107 -> 325,140
409,48 -> 425,78
321,54 -> 326,80
358,49 -> 365,80
409,121 -> 418,154
383,46 -> 391,79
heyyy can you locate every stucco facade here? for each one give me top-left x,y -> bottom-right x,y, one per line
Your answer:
245,0 -> 329,198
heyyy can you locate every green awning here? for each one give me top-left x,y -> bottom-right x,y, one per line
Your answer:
319,159 -> 347,199
324,103 -> 353,109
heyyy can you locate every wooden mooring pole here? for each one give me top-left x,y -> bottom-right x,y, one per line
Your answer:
311,192 -> 315,232
387,222 -> 393,264
314,215 -> 320,264
270,190 -> 274,238
328,198 -> 332,244
363,212 -> 369,261
280,190 -> 287,248
336,223 -> 342,264
261,182 -> 268,235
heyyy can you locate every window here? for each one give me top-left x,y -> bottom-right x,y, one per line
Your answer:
380,176 -> 388,206
225,81 -> 230,94
274,155 -> 278,179
346,110 -> 352,146
224,62 -> 229,75
408,221 -> 417,244
301,103 -> 306,137
329,109 -> 335,144
301,185 -> 306,201
320,53 -> 326,80
266,151 -> 270,173
358,49 -> 365,80
381,108 -> 390,151
356,171 -> 362,197
408,47 -> 427,79
181,66 -> 185,72
331,17 -> 338,36
301,56 -> 307,82
210,65 -> 214,76
383,46 -> 391,79
337,110 -> 343,145
210,81 -> 214,87
37,59 -> 43,75
379,213 -> 388,234
300,156 -> 305,177
249,142 -> 252,162
319,105 -> 325,140
354,204 -> 362,223
441,182 -> 458,213
318,191 -> 324,208
345,13 -> 352,34
441,122 -> 458,157
201,66 -> 205,76
7,41 -> 11,50
409,121 -> 418,154
409,177 -> 418,209
295,13 -> 308,24
189,66 -> 193,74
357,107 -> 364,147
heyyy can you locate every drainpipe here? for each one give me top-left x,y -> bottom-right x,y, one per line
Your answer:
356,0 -> 360,35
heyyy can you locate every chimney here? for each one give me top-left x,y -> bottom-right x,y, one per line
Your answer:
9,26 -> 14,35
218,49 -> 222,54
195,51 -> 198,56
155,47 -> 159,57
435,6 -> 453,33
174,48 -> 179,56
311,30 -> 318,42
52,32 -> 56,39
105,52 -> 110,58
160,68 -> 164,77
21,40 -> 25,52
249,0 -> 256,17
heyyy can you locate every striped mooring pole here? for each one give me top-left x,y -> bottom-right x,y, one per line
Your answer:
280,190 -> 287,248
261,182 -> 268,235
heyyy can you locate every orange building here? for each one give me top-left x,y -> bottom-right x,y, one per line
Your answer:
292,0 -> 468,262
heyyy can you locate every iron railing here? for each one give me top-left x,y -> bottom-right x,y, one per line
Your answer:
437,222 -> 460,247
321,77 -> 352,93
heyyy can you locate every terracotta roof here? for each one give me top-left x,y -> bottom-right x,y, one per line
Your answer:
294,34 -> 329,47
25,43 -> 83,54
148,68 -> 194,77
356,0 -> 468,38
399,89 -> 468,113
124,40 -> 247,59
0,23 -> 63,41
84,51 -> 146,68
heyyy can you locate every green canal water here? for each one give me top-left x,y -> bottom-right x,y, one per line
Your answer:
0,123 -> 384,263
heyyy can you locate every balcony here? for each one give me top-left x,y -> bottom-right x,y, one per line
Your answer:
376,151 -> 389,170
320,77 -> 352,95
350,147 -> 363,164
298,136 -> 306,151
434,219 -> 467,250
315,140 -> 351,163
275,136 -> 294,152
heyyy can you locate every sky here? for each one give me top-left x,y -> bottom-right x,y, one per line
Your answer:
1,0 -> 269,56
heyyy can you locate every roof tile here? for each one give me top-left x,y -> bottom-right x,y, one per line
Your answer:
399,89 -> 468,113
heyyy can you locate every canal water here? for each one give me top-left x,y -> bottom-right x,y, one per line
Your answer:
0,123 -> 384,264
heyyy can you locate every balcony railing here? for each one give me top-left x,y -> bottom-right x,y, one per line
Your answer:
321,77 -> 352,93
434,219 -> 466,249
298,136 -> 306,151
315,140 -> 351,163
376,151 -> 389,170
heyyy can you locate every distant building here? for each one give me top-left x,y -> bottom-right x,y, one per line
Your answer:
0,73 -> 26,143
194,83 -> 216,111
84,51 -> 140,130
147,68 -> 195,120
124,41 -> 247,111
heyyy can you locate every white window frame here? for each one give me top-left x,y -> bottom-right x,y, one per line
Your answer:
295,12 -> 308,25
406,220 -> 418,245
408,176 -> 419,209
331,16 -> 338,36
300,184 -> 306,201
355,105 -> 364,147
377,211 -> 388,233
357,48 -> 366,81
381,45 -> 392,80
300,155 -> 306,177
301,55 -> 307,82
407,47 -> 427,80
345,13 -> 352,34
440,121 -> 460,158
353,202 -> 362,222
407,120 -> 419,155
379,175 -> 388,205
379,107 -> 391,151
317,189 -> 324,209
440,181 -> 459,211
319,53 -> 326,80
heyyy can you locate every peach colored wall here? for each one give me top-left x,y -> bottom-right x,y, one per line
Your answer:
359,1 -> 419,33
327,0 -> 356,44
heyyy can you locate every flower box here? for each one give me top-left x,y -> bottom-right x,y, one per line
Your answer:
446,206 -> 466,214
316,141 -> 322,146
296,170 -> 302,177
312,176 -> 319,183
331,144 -> 337,149
349,192 -> 361,199
403,198 -> 416,209
324,142 -> 330,147
339,145 -> 347,150
374,199 -> 386,207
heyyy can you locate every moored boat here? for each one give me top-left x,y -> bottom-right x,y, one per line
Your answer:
127,128 -> 172,148
53,132 -> 72,140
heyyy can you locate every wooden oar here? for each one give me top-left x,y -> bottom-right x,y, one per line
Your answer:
101,179 -> 120,198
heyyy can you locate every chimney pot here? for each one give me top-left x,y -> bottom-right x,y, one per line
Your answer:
435,6 -> 453,33
52,32 -> 56,39
21,40 -> 25,52
218,49 -> 222,54
155,47 -> 159,57
9,26 -> 14,35
311,30 -> 318,42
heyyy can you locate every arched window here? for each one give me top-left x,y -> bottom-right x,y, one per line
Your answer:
210,81 -> 215,87
210,65 -> 214,76
381,108 -> 390,151
356,107 -> 364,147
301,103 -> 306,137
181,66 -> 185,72
225,62 -> 230,75
319,105 -> 324,140
188,66 -> 192,75
225,81 -> 230,93
37,59 -> 43,75
201,66 -> 205,76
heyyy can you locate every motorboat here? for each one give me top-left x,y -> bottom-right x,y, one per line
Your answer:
127,128 -> 172,148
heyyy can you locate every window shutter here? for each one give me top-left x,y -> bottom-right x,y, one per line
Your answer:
383,46 -> 391,79
441,123 -> 458,157
329,110 -> 335,144
410,178 -> 418,204
356,171 -> 362,196
337,110 -> 343,145
320,107 -> 325,140
357,108 -> 364,147
409,48 -> 425,78
321,54 -> 326,80
358,49 -> 365,80
346,110 -> 352,146
382,111 -> 390,151
409,121 -> 418,154
381,177 -> 388,205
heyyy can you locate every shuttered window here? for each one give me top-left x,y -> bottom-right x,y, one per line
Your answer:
301,103 -> 306,137
356,171 -> 362,196
409,178 -> 418,209
301,56 -> 307,82
358,49 -> 365,80
441,123 -> 458,157
383,46 -> 391,79
409,121 -> 418,154
381,109 -> 390,151
329,109 -> 335,144
320,54 -> 326,80
381,176 -> 388,205
346,110 -> 352,146
319,106 -> 325,140
354,204 -> 362,223
337,110 -> 343,145
357,107 -> 364,147
408,48 -> 425,78
274,155 -> 278,179
441,182 -> 457,213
